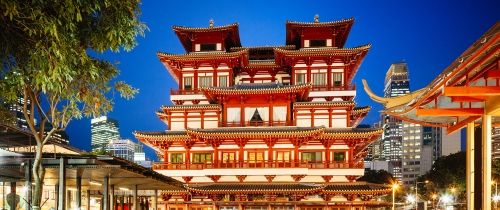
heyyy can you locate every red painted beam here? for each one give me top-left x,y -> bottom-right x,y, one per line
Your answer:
416,108 -> 484,117
446,116 -> 481,135
444,86 -> 500,97
450,96 -> 486,102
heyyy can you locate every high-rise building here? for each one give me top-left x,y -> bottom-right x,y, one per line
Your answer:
106,139 -> 136,161
91,116 -> 119,152
493,128 -> 500,159
134,17 -> 391,209
400,123 -> 443,185
441,127 -> 462,156
2,97 -> 33,130
382,62 -> 411,181
133,143 -> 152,168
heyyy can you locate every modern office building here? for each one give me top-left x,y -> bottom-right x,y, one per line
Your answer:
381,62 -> 411,181
106,139 -> 136,161
2,97 -> 32,130
134,17 -> 391,209
91,116 -> 120,152
493,127 -> 500,159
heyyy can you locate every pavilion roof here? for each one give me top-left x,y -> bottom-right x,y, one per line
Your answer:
319,128 -> 383,140
363,22 -> 500,133
162,182 -> 391,196
274,45 -> 370,84
323,182 -> 391,195
160,104 -> 222,111
201,83 -> 311,102
173,23 -> 241,52
186,126 -> 325,140
294,101 -> 355,108
286,18 -> 354,48
186,183 -> 323,194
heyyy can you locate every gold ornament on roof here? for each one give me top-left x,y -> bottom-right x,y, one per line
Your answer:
314,14 -> 320,23
209,19 -> 214,28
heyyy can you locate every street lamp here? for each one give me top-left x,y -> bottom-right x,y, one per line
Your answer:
431,193 -> 438,210
392,183 -> 399,210
494,180 -> 499,210
415,180 -> 429,210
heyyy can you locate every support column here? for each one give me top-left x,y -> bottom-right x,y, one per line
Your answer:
87,189 -> 91,210
121,196 -> 125,210
154,190 -> 158,210
103,176 -> 109,210
327,64 -> 332,90
466,122 -> 475,210
482,115 -> 492,210
186,148 -> 191,166
240,105 -> 245,126
58,158 -> 66,210
24,160 -> 32,210
55,184 -> 59,210
213,146 -> 219,168
9,182 -> 16,210
110,185 -> 115,210
133,185 -> 138,210
348,144 -> 354,167
76,173 -> 82,209
294,144 -> 300,167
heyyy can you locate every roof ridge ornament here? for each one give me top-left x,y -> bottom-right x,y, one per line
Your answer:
314,14 -> 319,23
209,19 -> 214,28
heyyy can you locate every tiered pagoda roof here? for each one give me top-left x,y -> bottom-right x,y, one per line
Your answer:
286,17 -> 354,48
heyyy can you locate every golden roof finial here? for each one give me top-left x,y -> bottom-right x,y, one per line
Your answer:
209,19 -> 214,28
314,14 -> 319,23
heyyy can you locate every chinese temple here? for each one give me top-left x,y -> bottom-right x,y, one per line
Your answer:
135,16 -> 391,210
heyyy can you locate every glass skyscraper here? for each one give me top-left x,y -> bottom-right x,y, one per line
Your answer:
91,116 -> 119,152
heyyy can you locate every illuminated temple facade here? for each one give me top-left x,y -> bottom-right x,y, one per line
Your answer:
135,17 -> 391,210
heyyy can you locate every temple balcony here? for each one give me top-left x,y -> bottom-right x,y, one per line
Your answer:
169,88 -> 208,105
308,85 -> 356,100
152,160 -> 363,170
218,120 -> 293,127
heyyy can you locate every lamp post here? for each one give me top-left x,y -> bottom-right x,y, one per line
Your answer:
431,193 -> 438,210
415,180 -> 429,210
450,186 -> 456,206
392,183 -> 399,210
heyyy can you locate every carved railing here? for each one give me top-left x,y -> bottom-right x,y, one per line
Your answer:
153,160 -> 363,170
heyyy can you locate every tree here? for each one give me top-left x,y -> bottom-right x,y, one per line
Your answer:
0,1 -> 145,209
418,152 -> 466,201
358,169 -> 396,184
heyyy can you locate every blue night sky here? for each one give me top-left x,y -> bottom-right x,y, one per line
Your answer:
65,0 -> 500,160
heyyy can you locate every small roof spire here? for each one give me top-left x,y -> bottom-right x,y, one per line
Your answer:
209,19 -> 214,28
314,14 -> 319,23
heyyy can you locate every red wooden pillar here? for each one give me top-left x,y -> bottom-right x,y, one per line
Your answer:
213,146 -> 219,168
183,111 -> 188,129
240,96 -> 245,126
310,109 -> 315,127
291,66 -> 295,85
328,109 -> 332,128
346,108 -> 351,127
167,110 -> 172,130
194,70 -> 199,90
213,64 -> 218,87
327,63 -> 332,90
324,142 -> 331,168
200,111 -> 205,129
186,148 -> 191,166
163,151 -> 168,164
294,145 -> 300,167
307,64 -> 312,84
348,143 -> 354,167
266,138 -> 276,167
293,109 -> 298,126
268,96 -> 274,126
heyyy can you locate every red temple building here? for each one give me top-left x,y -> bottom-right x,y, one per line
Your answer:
134,16 -> 391,210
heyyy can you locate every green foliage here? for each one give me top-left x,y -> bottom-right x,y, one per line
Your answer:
417,152 -> 466,201
0,0 -> 145,133
358,169 -> 396,184
0,1 -> 145,208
